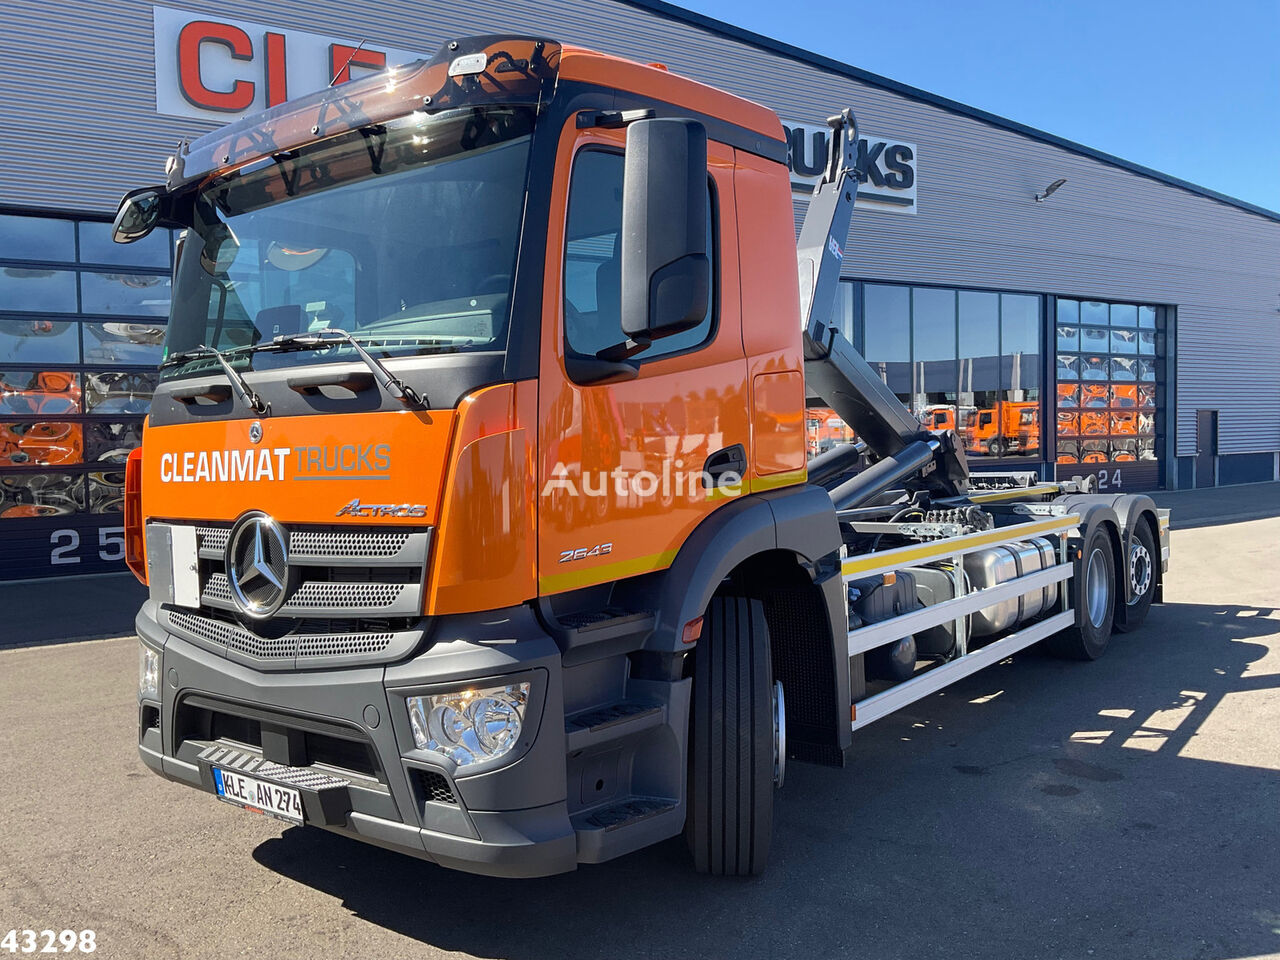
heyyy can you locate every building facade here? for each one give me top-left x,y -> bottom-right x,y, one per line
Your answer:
1,0 -> 1277,579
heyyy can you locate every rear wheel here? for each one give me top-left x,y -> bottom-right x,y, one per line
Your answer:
685,595 -> 776,876
1115,520 -> 1157,633
1046,526 -> 1116,660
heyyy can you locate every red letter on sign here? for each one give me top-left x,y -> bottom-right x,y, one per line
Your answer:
328,44 -> 387,84
177,20 -> 255,113
264,32 -> 288,106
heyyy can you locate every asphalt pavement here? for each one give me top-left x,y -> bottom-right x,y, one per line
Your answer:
1,500 -> 1278,960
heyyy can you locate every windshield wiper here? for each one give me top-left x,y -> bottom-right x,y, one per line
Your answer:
161,344 -> 268,415
266,329 -> 426,408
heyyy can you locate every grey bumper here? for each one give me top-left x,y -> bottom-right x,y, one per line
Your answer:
137,600 -> 579,878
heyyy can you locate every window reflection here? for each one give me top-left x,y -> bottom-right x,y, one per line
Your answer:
83,422 -> 143,463
0,267 -> 78,312
1109,303 -> 1137,327
80,272 -> 172,317
0,472 -> 84,518
1080,383 -> 1109,407
863,284 -> 910,399
1110,329 -> 1138,355
1081,355 -> 1109,380
0,422 -> 82,466
911,287 -> 956,413
89,468 -> 129,513
0,371 -> 81,415
0,215 -> 75,262
0,319 -> 79,364
1081,301 -> 1108,325
84,371 -> 157,414
1080,326 -> 1109,352
78,222 -> 171,269
82,322 -> 166,365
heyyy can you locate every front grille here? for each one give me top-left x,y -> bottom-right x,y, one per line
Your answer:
289,530 -> 411,560
157,521 -> 431,668
167,608 -> 399,663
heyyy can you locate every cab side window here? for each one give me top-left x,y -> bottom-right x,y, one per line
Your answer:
563,149 -> 715,363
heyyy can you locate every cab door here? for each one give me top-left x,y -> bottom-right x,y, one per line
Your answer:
536,120 -> 748,596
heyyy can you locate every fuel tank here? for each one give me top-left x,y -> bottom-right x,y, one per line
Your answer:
964,537 -> 1058,637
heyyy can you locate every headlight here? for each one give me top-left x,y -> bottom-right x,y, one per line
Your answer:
138,642 -> 160,701
406,682 -> 530,767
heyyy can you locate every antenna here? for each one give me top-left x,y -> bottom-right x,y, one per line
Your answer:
329,40 -> 368,87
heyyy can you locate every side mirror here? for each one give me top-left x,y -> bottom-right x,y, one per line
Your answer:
112,187 -> 167,244
620,119 -> 709,343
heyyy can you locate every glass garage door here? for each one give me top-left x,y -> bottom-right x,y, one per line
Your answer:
1053,298 -> 1163,491
0,212 -> 170,579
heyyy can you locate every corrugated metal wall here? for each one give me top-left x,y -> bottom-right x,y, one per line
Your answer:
2,0 -> 1277,458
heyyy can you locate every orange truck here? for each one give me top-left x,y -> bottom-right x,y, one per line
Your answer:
963,400 -> 1040,457
117,35 -> 1169,878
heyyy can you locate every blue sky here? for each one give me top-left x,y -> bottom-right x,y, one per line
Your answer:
675,0 -> 1280,212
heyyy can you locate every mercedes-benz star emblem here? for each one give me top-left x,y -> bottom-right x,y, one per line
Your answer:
225,512 -> 289,619
248,421 -> 263,444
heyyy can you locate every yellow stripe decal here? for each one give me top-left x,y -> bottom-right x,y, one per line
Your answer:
967,484 -> 1060,503
841,515 -> 1079,578
539,548 -> 679,595
750,466 -> 809,494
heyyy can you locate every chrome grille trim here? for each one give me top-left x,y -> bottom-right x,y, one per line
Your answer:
289,530 -> 411,559
196,525 -> 229,556
195,525 -> 428,566
200,572 -> 421,617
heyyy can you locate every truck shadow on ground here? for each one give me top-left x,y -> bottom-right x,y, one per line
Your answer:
252,602 -> 1280,960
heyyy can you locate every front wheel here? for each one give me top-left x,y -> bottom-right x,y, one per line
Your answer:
685,595 -> 776,876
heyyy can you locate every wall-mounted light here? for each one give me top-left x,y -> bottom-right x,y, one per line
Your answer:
1035,178 -> 1068,202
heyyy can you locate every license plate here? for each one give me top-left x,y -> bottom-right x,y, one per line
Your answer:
213,767 -> 305,823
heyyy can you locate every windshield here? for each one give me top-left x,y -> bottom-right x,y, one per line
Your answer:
163,105 -> 535,379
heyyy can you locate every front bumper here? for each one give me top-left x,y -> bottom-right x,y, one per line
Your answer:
137,599 -> 578,878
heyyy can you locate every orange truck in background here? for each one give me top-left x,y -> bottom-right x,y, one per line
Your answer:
115,35 -> 1169,880
962,400 -> 1040,457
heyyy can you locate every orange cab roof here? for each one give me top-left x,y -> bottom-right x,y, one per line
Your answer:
558,44 -> 785,146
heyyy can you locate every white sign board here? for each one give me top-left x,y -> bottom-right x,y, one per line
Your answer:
153,6 -> 427,123
783,121 -> 918,214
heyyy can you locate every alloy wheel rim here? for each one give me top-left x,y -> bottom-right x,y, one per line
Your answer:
1086,547 -> 1110,628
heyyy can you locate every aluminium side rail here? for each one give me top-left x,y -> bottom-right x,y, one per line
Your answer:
841,515 -> 1081,731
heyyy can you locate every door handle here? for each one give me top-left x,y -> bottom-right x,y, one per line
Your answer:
702,444 -> 747,488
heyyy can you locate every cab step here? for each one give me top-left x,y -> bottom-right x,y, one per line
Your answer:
547,608 -> 656,665
564,698 -> 664,752
571,796 -> 681,863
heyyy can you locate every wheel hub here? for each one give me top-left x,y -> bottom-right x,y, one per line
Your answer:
1128,541 -> 1152,602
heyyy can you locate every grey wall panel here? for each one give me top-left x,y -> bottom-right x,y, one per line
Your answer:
1,0 -> 1276,458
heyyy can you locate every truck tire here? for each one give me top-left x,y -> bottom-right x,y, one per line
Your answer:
1046,526 -> 1115,660
685,595 -> 775,876
1115,520 -> 1157,633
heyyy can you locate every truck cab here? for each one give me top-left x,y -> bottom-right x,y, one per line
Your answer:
126,35 -> 840,877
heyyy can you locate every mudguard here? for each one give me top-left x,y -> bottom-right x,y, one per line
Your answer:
618,484 -> 851,762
